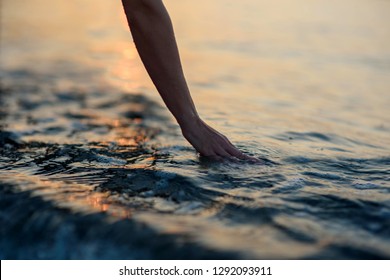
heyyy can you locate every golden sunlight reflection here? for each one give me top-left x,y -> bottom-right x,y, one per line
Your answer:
2,0 -> 152,92
106,43 -> 151,92
0,173 -> 133,219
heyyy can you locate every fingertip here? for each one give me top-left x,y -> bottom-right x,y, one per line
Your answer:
231,149 -> 263,164
226,146 -> 244,158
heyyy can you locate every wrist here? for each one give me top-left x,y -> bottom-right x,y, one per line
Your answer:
177,113 -> 202,132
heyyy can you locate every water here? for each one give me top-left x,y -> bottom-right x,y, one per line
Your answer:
1,0 -> 389,259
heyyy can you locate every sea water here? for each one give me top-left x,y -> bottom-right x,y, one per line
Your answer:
0,0 -> 389,259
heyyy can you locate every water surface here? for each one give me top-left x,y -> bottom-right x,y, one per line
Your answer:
1,0 -> 390,259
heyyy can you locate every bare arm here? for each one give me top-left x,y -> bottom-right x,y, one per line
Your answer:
121,0 -> 254,160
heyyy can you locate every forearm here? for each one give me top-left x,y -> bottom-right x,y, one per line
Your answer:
121,1 -> 257,160
121,0 -> 199,128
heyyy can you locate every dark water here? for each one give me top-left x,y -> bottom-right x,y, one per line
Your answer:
1,0 -> 390,259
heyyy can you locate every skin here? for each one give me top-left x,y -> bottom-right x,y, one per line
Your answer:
121,0 -> 257,161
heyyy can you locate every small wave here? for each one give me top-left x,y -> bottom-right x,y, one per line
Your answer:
272,131 -> 383,149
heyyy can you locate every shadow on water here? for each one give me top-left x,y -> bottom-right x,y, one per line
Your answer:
0,183 -> 240,259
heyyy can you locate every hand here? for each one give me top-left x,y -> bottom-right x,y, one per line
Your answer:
180,117 -> 260,162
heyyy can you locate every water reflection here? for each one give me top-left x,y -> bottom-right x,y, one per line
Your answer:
1,0 -> 390,259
